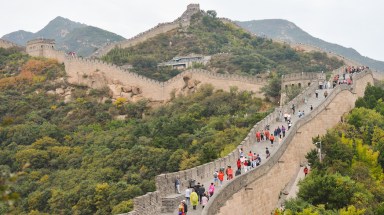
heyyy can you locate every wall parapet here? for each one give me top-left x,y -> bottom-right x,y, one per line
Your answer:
201,70 -> 372,215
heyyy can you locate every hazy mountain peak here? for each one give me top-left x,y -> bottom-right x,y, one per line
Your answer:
2,16 -> 125,57
237,19 -> 384,71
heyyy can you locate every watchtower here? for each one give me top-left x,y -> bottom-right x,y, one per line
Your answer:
179,4 -> 201,24
26,38 -> 55,58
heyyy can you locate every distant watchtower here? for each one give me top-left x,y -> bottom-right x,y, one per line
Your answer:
179,3 -> 201,25
26,39 -> 55,57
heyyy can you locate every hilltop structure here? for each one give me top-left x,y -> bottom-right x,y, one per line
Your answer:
91,4 -> 202,58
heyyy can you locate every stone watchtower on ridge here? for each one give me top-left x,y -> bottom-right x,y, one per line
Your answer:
26,39 -> 55,57
178,4 -> 201,25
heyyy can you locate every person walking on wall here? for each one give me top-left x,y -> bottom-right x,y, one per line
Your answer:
178,201 -> 185,215
227,166 -> 233,180
315,89 -> 319,98
304,166 -> 309,176
270,134 -> 275,146
190,189 -> 199,210
182,200 -> 188,215
266,147 -> 270,159
208,182 -> 215,197
175,176 -> 181,194
324,90 -> 328,98
185,187 -> 191,204
218,170 -> 224,187
198,184 -> 205,204
213,170 -> 219,186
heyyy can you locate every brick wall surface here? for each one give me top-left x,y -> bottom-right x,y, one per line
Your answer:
201,70 -> 374,215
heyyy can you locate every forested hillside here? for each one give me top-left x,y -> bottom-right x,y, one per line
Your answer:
282,84 -> 384,214
0,47 -> 271,214
102,13 -> 343,81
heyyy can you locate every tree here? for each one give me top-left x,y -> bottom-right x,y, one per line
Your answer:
206,10 -> 217,18
261,72 -> 281,100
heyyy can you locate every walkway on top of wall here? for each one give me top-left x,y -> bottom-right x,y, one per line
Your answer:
162,83 -> 335,215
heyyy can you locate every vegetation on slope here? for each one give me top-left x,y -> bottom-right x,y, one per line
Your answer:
102,13 -> 343,81
281,84 -> 384,215
238,19 -> 384,71
0,48 -> 270,214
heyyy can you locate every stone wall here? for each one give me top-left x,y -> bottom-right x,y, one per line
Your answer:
92,4 -> 201,58
201,70 -> 374,215
25,44 -> 267,101
153,68 -> 320,198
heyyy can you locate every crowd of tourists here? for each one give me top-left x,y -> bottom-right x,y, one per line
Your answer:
175,66 -> 368,214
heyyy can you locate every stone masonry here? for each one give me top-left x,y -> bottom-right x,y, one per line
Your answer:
91,4 -> 201,58
25,41 -> 267,102
202,70 -> 374,215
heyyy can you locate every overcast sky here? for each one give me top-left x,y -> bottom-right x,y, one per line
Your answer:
1,0 -> 383,61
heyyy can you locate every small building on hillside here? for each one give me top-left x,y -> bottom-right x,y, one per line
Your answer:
158,54 -> 211,70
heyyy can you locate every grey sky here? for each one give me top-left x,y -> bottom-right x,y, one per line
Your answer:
1,0 -> 383,61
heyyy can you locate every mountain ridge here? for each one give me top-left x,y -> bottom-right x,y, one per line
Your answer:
237,19 -> 384,71
2,16 -> 125,57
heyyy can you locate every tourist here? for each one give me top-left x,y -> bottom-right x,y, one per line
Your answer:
315,89 -> 319,98
185,187 -> 191,204
227,166 -> 233,180
208,183 -> 215,197
265,129 -> 270,140
201,193 -> 209,208
178,201 -> 185,215
190,189 -> 199,210
256,131 -> 261,142
288,121 -> 292,130
269,134 -> 275,146
304,166 -> 309,176
218,170 -> 224,187
213,171 -> 219,186
281,125 -> 286,138
266,147 -> 270,159
310,105 -> 313,111
198,185 -> 205,204
236,158 -> 241,170
324,90 -> 328,98
243,158 -> 248,173
175,176 -> 181,194
182,200 -> 188,215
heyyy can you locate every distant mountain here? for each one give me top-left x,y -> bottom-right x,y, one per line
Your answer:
2,16 -> 125,57
237,19 -> 384,71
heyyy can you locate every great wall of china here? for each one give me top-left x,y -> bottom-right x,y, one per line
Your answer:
91,4 -> 201,58
24,38 -> 267,102
202,70 -> 374,215
1,4 -> 383,215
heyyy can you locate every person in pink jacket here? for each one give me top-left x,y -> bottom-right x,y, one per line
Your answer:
208,183 -> 215,197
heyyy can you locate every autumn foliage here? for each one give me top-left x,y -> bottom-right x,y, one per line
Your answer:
0,58 -> 60,88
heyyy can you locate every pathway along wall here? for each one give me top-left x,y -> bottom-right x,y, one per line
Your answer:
202,70 -> 374,215
122,71 -> 321,215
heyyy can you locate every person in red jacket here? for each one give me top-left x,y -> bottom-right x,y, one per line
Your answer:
227,166 -> 233,180
304,166 -> 309,176
218,170 -> 224,186
237,158 -> 241,170
256,131 -> 261,142
265,130 -> 270,140
269,134 -> 275,146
